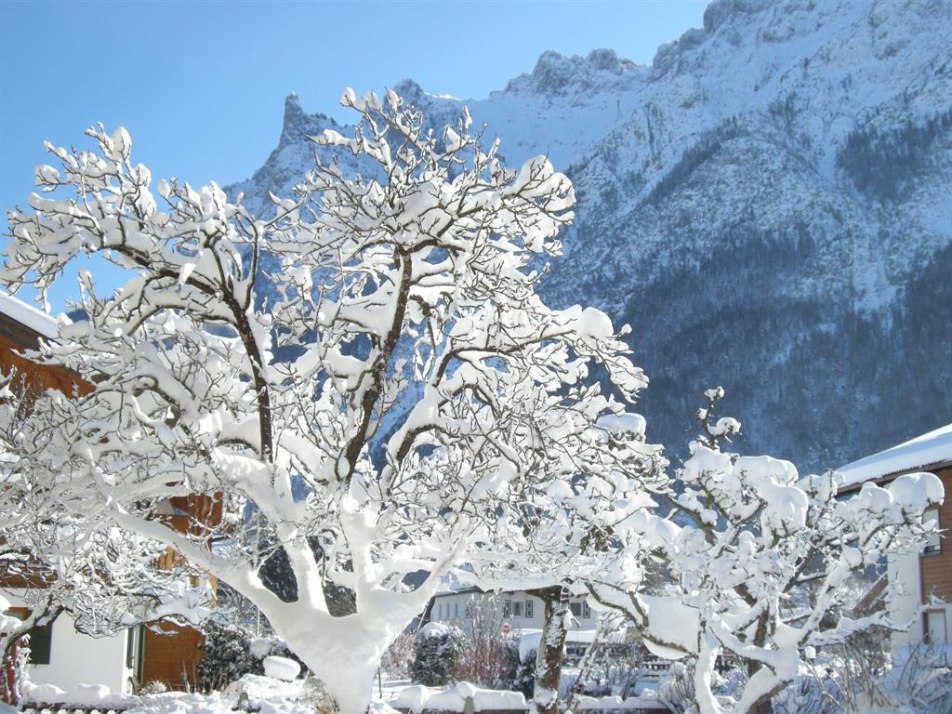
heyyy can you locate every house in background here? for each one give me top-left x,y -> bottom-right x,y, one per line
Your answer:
0,293 -> 210,694
0,293 -> 135,695
427,586 -> 643,669
427,586 -> 595,637
838,423 -> 952,650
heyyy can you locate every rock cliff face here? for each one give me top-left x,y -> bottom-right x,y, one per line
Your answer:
228,0 -> 952,471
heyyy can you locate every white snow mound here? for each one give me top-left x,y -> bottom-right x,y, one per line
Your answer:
263,655 -> 301,681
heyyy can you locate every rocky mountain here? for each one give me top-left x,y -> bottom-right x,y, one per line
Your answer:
227,0 -> 952,473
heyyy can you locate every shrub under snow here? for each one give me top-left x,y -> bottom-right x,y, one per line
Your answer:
411,623 -> 467,687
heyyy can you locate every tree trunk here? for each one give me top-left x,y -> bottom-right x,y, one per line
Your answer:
746,660 -> 772,714
566,616 -> 605,714
527,586 -> 570,714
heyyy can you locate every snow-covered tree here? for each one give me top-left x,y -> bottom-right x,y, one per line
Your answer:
0,595 -> 31,705
588,390 -> 944,714
0,375 -> 212,704
1,89 -> 653,713
465,409 -> 663,714
452,593 -> 517,689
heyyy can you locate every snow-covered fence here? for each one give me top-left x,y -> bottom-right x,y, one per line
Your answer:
627,653 -> 737,681
573,695 -> 671,714
19,709 -> 129,714
391,683 -> 527,714
17,682 -> 136,713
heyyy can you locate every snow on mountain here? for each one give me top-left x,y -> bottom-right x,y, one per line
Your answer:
226,0 -> 952,472
228,49 -> 649,214
228,93 -> 345,216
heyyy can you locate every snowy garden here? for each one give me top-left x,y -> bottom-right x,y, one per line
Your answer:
0,90 -> 949,714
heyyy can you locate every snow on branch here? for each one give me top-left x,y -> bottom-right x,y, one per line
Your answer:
588,389 -> 943,714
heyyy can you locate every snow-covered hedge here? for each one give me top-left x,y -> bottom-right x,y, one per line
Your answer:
411,623 -> 467,687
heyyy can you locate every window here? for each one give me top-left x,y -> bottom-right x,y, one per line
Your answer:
453,602 -> 459,619
925,609 -> 948,645
570,601 -> 592,619
437,603 -> 444,620
512,601 -> 524,618
923,507 -> 941,555
525,600 -> 534,619
125,626 -> 137,668
126,625 -> 144,676
26,622 -> 53,665
503,600 -> 511,618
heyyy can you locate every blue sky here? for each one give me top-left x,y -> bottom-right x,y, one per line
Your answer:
1,0 -> 707,311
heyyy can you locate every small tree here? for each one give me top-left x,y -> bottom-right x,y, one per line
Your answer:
0,523 -> 209,702
467,410 -> 664,714
589,389 -> 944,714
196,620 -> 261,691
0,595 -> 35,705
455,594 -> 516,688
513,648 -> 537,699
0,353 -> 211,705
380,631 -> 416,680
1,89 -> 653,713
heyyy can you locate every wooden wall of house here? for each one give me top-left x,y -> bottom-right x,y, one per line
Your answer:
149,496 -> 223,690
0,317 -> 88,593
165,494 -> 225,539
0,318 -> 91,405
140,622 -> 205,691
920,467 -> 952,604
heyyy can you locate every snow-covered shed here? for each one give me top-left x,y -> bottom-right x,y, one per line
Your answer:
838,423 -> 952,649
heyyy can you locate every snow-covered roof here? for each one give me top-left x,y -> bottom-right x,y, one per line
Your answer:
432,585 -> 482,598
0,291 -> 59,340
838,422 -> 952,490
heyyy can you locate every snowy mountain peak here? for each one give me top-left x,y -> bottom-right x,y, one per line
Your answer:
283,91 -> 303,118
228,0 -> 952,473
278,92 -> 336,151
391,79 -> 425,103
500,48 -> 641,97
702,0 -> 772,34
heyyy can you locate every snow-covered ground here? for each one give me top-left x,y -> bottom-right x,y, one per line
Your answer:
16,674 -> 669,714
20,674 -> 346,714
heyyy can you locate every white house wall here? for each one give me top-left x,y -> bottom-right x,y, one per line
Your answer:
3,592 -> 134,696
888,551 -> 925,650
429,590 -> 595,638
31,612 -> 134,695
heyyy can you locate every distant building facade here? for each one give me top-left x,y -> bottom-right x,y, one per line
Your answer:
427,586 -> 595,637
838,423 -> 952,649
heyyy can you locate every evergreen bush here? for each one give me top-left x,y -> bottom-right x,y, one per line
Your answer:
410,623 -> 466,686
